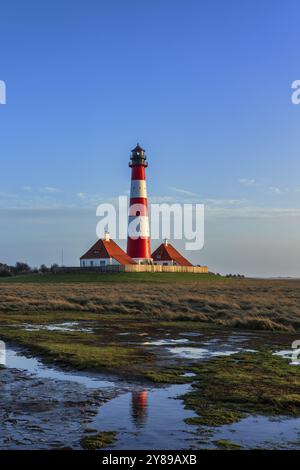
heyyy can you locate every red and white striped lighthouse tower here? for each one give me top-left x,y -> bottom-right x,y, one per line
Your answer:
127,144 -> 152,264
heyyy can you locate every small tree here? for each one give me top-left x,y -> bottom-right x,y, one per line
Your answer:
50,263 -> 59,272
39,264 -> 49,273
14,262 -> 31,273
0,263 -> 12,277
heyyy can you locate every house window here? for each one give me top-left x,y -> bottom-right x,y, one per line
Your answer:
100,260 -> 106,266
90,261 -> 94,267
163,262 -> 168,266
82,261 -> 85,267
157,255 -> 161,259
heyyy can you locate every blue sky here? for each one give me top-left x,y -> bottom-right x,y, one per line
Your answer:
0,0 -> 300,276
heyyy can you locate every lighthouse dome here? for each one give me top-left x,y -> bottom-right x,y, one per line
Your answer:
131,143 -> 145,154
129,143 -> 147,167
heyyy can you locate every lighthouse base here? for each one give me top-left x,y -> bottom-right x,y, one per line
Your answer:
132,258 -> 153,265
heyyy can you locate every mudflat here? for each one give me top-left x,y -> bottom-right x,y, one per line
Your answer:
1,278 -> 300,449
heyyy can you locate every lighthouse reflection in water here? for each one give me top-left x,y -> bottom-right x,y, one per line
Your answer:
131,390 -> 148,426
92,382 -> 195,449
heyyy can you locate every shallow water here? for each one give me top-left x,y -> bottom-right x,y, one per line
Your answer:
211,415 -> 300,449
2,331 -> 299,450
142,330 -> 257,360
22,321 -> 93,333
3,346 -> 198,449
5,348 -> 116,389
167,346 -> 256,360
0,340 -> 5,365
91,384 -> 197,450
143,338 -> 190,346
179,332 -> 202,337
273,349 -> 300,365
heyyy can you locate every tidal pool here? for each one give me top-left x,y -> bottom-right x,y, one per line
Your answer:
90,384 -> 198,450
2,347 -> 198,449
5,348 -> 116,389
22,321 -> 94,333
210,415 -> 300,450
143,339 -> 190,346
167,346 -> 256,360
273,349 -> 300,365
1,333 -> 298,450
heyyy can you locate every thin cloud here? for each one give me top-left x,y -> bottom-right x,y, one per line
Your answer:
206,205 -> 300,219
268,186 -> 289,194
40,186 -> 63,194
151,195 -> 179,203
168,186 -> 199,197
205,198 -> 247,206
238,178 -> 256,186
0,191 -> 18,199
76,192 -> 86,199
239,179 -> 297,195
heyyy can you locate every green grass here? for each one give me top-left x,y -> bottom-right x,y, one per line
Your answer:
0,272 -> 222,283
80,431 -> 117,450
213,440 -> 243,450
182,350 -> 300,427
0,328 -> 156,378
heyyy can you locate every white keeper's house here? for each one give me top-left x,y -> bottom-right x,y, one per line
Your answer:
80,233 -> 136,267
151,239 -> 193,267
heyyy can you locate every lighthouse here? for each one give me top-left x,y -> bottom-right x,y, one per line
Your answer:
127,144 -> 152,264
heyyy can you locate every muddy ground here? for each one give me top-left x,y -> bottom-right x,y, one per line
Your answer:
0,366 -> 119,449
1,278 -> 300,449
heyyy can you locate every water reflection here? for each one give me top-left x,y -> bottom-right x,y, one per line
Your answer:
131,390 -> 148,426
0,340 -> 6,366
91,384 -> 195,449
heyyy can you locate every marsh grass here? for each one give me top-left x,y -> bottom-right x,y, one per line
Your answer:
0,328 -> 155,377
0,279 -> 299,332
80,431 -> 117,450
182,351 -> 300,427
0,279 -> 299,435
213,440 -> 243,450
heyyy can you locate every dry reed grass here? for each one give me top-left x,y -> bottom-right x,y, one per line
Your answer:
0,279 -> 300,332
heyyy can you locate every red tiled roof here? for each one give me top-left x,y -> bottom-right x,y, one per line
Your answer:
80,239 -> 136,265
151,243 -> 193,266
